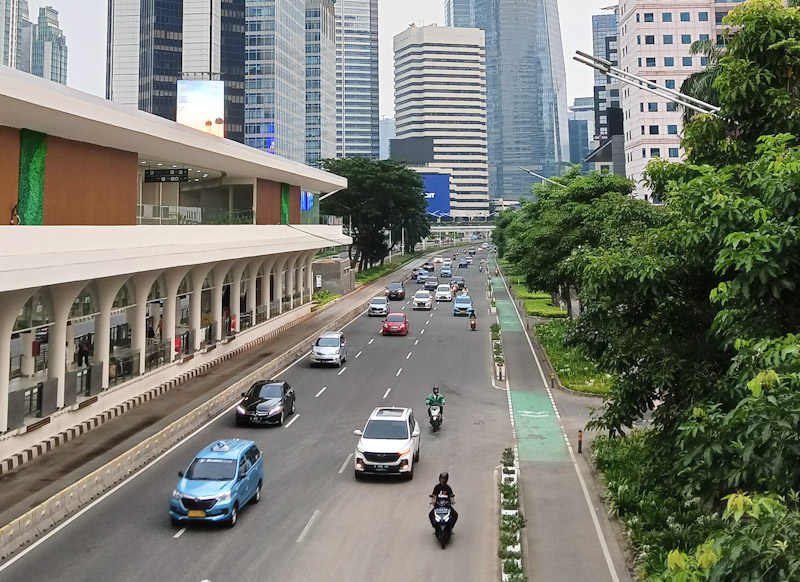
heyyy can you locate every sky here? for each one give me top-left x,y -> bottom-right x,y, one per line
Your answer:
37,0 -> 614,117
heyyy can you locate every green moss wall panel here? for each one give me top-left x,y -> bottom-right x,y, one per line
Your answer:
18,129 -> 47,225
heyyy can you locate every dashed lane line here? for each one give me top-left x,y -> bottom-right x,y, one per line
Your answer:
338,453 -> 353,474
406,352 -> 412,360
314,386 -> 327,398
337,366 -> 348,376
296,510 -> 321,543
173,528 -> 186,539
383,388 -> 391,399
283,414 -> 300,429
396,368 -> 403,377
355,351 -> 362,358
414,340 -> 419,346
369,338 -> 375,345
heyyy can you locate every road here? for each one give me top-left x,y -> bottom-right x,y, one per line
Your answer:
0,251 -> 511,582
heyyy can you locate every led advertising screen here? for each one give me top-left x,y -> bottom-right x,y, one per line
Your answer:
421,173 -> 451,217
177,80 -> 225,138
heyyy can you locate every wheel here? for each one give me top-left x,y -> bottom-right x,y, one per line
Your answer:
406,467 -> 414,481
170,516 -> 181,527
277,411 -> 285,426
414,448 -> 420,463
337,359 -> 342,368
354,470 -> 363,481
252,481 -> 262,504
432,421 -> 437,433
290,399 -> 296,415
227,503 -> 239,528
440,536 -> 447,549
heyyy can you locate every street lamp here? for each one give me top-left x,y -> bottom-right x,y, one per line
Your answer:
518,167 -> 567,188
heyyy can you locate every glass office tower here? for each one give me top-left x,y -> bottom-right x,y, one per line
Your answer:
305,0 -> 337,165
445,0 -> 473,27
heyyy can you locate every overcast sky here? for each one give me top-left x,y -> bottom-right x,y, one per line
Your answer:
37,0 -> 613,117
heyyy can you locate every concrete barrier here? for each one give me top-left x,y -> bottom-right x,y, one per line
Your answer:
0,297 -> 372,562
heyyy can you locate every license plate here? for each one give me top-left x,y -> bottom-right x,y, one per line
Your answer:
375,465 -> 389,471
187,510 -> 206,518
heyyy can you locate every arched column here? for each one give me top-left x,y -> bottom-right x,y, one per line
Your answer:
131,271 -> 160,377
94,276 -> 130,385
48,282 -> 86,408
287,254 -> 298,310
301,250 -> 316,304
189,265 -> 213,350
162,267 -> 190,363
211,263 -> 230,342
272,254 -> 289,315
229,261 -> 247,333
260,256 -> 277,319
0,290 -> 36,433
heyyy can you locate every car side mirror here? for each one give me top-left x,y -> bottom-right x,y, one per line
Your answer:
412,429 -> 420,437
239,471 -> 246,481
241,392 -> 246,397
354,430 -> 363,436
178,470 -> 184,478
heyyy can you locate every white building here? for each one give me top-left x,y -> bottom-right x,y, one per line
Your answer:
619,0 -> 739,198
393,24 -> 489,219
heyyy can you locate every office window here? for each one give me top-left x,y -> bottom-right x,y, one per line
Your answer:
701,57 -> 708,66
683,56 -> 693,66
716,12 -> 728,25
637,35 -> 641,44
610,89 -> 619,97
644,12 -> 654,22
664,57 -> 674,67
648,102 -> 658,112
669,148 -> 680,158
663,35 -> 673,44
665,79 -> 676,89
651,148 -> 661,158
649,125 -> 659,134
667,124 -> 678,134
699,11 -> 708,21
717,34 -> 728,47
699,34 -> 710,41
645,35 -> 655,44
640,103 -> 644,112
666,102 -> 677,112
646,57 -> 656,67
641,126 -> 646,135
681,34 -> 692,44
662,12 -> 672,22
636,13 -> 640,22
638,58 -> 642,67
680,12 -> 690,21
642,148 -> 646,158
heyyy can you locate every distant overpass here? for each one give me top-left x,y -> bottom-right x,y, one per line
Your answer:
429,225 -> 495,234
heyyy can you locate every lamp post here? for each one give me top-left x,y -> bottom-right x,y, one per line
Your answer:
518,167 -> 567,188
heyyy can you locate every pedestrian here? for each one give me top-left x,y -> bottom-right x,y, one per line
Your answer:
146,324 -> 155,344
156,315 -> 163,341
78,339 -> 90,367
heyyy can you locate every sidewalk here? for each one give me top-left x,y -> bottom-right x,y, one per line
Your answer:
490,260 -> 631,582
0,255 -> 425,529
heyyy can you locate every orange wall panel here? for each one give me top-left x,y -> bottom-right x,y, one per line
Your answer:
256,178 -> 281,225
43,137 -> 138,225
0,126 -> 21,224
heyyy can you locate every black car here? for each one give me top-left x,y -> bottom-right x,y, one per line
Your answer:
386,282 -> 406,300
423,262 -> 435,272
424,277 -> 439,291
235,380 -> 296,427
452,276 -> 465,290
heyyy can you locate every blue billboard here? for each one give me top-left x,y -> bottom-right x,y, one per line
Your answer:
421,173 -> 451,217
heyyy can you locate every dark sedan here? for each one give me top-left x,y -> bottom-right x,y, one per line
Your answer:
235,380 -> 296,427
385,282 -> 406,300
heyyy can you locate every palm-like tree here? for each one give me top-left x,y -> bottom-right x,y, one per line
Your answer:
680,39 -> 725,125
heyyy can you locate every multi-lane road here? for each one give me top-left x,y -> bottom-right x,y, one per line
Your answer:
0,253 -> 512,582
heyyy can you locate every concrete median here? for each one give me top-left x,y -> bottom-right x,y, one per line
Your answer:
0,297 -> 372,562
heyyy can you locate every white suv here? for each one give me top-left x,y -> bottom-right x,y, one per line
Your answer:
353,407 -> 420,480
435,284 -> 453,302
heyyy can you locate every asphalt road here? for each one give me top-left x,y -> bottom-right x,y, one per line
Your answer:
0,251 -> 511,582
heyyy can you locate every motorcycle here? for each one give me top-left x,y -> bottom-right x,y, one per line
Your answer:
428,405 -> 442,432
432,493 -> 454,548
478,264 -> 483,272
469,317 -> 477,331
494,267 -> 500,276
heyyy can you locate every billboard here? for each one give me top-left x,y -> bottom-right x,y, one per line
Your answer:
421,173 -> 451,217
177,80 -> 225,138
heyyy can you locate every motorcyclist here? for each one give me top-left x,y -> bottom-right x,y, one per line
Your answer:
469,309 -> 477,330
426,385 -> 445,420
429,472 -> 458,531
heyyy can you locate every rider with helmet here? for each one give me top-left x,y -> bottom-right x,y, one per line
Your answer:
429,472 -> 458,530
426,385 -> 445,420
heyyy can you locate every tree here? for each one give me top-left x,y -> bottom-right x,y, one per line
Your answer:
318,158 -> 430,269
680,39 -> 724,126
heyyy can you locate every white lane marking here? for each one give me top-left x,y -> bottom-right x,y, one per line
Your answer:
315,386 -> 327,398
173,527 -> 187,539
497,268 -> 621,582
283,414 -> 300,429
297,510 -> 321,543
338,453 -> 353,474
414,340 -> 419,346
406,352 -> 412,360
396,368 -> 402,377
383,388 -> 391,399
425,320 -> 430,325
420,328 -> 425,335
369,338 -> 375,345
402,306 -> 406,310
337,366 -> 348,376
434,306 -> 437,311
355,351 -> 362,358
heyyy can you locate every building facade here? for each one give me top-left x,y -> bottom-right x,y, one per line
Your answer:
619,0 -> 739,198
106,0 -> 245,143
379,117 -> 395,160
305,0 -> 337,165
0,0 -> 25,68
1,1 -> 67,84
31,7 -> 68,85
592,11 -> 621,143
568,97 -> 596,171
445,0 -> 473,27
335,0 -> 379,159
473,0 -> 570,201
393,25 -> 489,218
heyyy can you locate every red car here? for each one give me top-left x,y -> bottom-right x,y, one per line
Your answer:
382,313 -> 410,336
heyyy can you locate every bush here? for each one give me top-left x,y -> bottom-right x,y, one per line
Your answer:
535,320 -> 613,394
311,291 -> 339,306
354,252 -> 422,284
511,285 -> 567,318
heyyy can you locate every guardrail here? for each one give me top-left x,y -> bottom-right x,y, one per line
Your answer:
0,297 -> 374,561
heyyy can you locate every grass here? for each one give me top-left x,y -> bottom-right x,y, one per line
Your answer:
510,283 -> 567,318
354,252 -> 423,284
535,320 -> 613,394
311,290 -> 340,310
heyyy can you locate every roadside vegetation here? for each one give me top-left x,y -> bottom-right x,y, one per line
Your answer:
311,291 -> 340,310
493,3 -> 800,578
511,285 -> 567,318
535,321 -> 611,394
354,252 -> 423,285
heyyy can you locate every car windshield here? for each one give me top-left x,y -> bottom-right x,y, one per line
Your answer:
371,298 -> 387,304
363,419 -> 409,439
386,314 -> 405,322
437,285 -> 450,291
185,458 -> 236,481
453,277 -> 463,282
415,292 -> 429,299
316,337 -> 339,347
456,297 -> 472,305
387,283 -> 402,290
254,383 -> 283,399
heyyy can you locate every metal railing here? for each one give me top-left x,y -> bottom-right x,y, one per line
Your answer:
240,311 -> 253,331
270,303 -> 281,318
256,305 -> 269,325
23,383 -> 43,418
9,350 -> 49,380
144,341 -> 170,372
76,367 -> 91,398
108,350 -> 140,387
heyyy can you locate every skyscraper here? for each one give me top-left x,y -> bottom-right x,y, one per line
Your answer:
568,97 -> 595,172
335,0 -> 379,159
0,0 -> 26,68
107,0 -> 245,143
394,25 -> 489,218
592,11 -> 620,143
32,6 -> 67,85
445,0 -> 473,27
473,0 -> 569,201
305,0 -> 337,165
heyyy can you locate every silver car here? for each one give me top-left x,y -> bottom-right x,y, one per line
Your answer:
310,331 -> 347,367
413,290 -> 433,310
368,296 -> 389,316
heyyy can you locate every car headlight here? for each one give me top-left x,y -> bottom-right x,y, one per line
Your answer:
236,405 -> 247,415
172,489 -> 183,499
216,491 -> 232,501
269,405 -> 283,415
398,448 -> 412,456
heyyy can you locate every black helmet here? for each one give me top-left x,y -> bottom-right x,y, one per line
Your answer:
433,385 -> 439,393
439,472 -> 449,482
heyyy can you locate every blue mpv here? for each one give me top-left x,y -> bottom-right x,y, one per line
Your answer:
170,439 -> 263,528
416,269 -> 429,283
453,295 -> 473,316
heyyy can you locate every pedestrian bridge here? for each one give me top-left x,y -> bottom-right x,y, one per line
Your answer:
429,225 -> 495,234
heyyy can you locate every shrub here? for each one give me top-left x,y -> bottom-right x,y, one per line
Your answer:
535,320 -> 613,394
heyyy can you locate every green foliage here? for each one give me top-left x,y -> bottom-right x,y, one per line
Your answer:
512,287 -> 568,318
311,291 -> 339,307
535,321 -> 613,394
353,253 -> 421,284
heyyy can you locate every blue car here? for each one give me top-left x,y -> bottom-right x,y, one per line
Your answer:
453,295 -> 474,316
170,439 -> 263,528
416,269 -> 429,283
440,266 -> 452,278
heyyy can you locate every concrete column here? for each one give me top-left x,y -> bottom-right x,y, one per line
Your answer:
20,332 -> 35,376
246,258 -> 261,314
48,282 -> 85,409
211,263 -> 229,342
229,262 -> 247,333
273,255 -> 288,315
190,266 -> 212,350
305,252 -> 315,303
0,290 -> 34,433
163,268 -> 189,363
131,272 -> 159,378
260,256 -> 277,318
95,276 -> 130,384
287,255 -> 297,310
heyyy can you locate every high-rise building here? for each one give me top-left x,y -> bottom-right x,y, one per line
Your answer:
393,25 -> 489,218
472,0 -> 570,201
335,0 -> 379,159
592,11 -> 621,143
244,0 -> 305,160
445,0 -> 473,27
568,97 -> 596,172
16,3 -> 32,74
32,7 -> 67,85
2,1 -> 67,84
619,0 -> 738,197
0,0 -> 26,68
107,0 -> 245,143
305,0 -> 337,165
379,117 -> 395,160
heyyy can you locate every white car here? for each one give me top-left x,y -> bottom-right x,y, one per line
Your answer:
465,256 -> 473,265
353,407 -> 420,480
443,258 -> 452,267
413,290 -> 433,310
435,284 -> 453,302
433,255 -> 444,264
368,296 -> 389,317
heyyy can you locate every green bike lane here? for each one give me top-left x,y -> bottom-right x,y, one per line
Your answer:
490,263 -> 630,582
